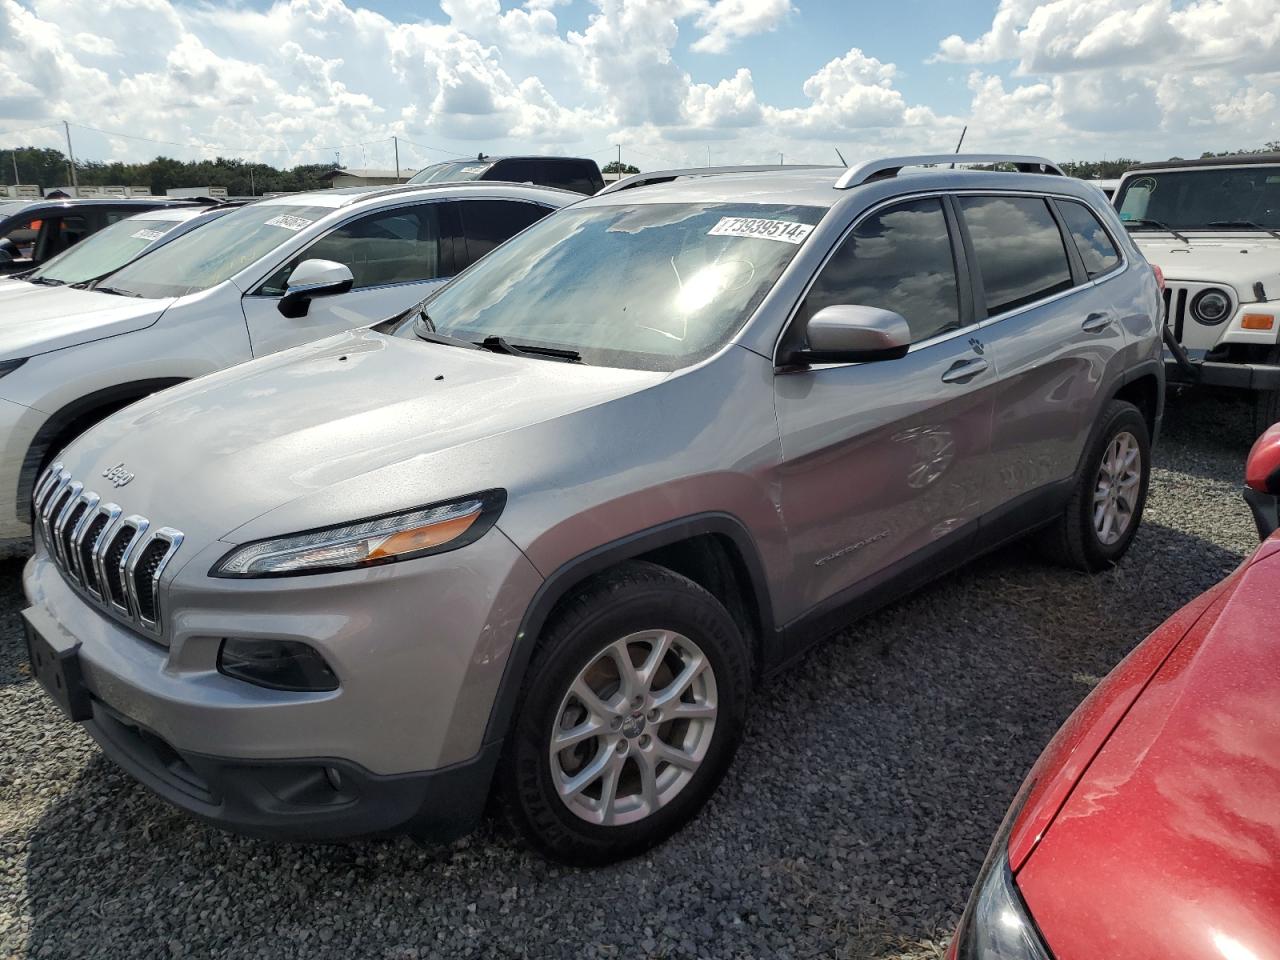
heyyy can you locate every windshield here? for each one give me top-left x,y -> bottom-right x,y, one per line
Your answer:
403,201 -> 824,371
100,203 -> 333,298
26,214 -> 191,285
1116,166 -> 1280,230
407,161 -> 493,184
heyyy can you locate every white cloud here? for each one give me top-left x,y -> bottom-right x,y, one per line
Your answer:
691,0 -> 794,54
935,0 -> 1280,155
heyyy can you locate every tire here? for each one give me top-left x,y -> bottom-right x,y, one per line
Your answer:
497,560 -> 750,866
1036,399 -> 1151,572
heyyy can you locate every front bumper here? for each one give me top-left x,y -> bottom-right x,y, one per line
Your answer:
1163,354 -> 1280,391
22,524 -> 543,838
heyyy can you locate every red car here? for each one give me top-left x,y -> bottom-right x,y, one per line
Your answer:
950,424 -> 1280,960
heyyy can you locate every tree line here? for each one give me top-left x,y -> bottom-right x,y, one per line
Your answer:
0,147 -> 334,195
2,143 -> 1277,196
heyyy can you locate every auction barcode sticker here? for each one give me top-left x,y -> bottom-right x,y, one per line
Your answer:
264,214 -> 314,231
708,217 -> 814,245
130,229 -> 166,242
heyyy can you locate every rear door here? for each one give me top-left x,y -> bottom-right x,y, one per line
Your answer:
240,201 -> 452,356
773,196 -> 996,616
956,193 -> 1126,517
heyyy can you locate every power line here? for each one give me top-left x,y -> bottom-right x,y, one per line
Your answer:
395,137 -> 472,159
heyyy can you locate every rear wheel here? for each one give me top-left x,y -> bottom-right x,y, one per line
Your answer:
1036,399 -> 1151,572
498,561 -> 750,865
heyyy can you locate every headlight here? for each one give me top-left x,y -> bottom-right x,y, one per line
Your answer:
0,358 -> 26,380
952,783 -> 1050,960
1191,288 -> 1231,325
212,489 -> 505,577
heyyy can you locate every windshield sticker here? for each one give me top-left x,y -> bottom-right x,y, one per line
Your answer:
129,228 -> 166,242
264,214 -> 315,232
708,217 -> 814,245
459,166 -> 487,175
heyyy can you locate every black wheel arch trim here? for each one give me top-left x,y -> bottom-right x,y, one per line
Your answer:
15,377 -> 187,524
482,511 -> 776,746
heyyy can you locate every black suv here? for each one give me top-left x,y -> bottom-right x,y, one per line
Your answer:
408,156 -> 605,195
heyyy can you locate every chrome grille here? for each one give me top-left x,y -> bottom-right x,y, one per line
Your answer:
33,462 -> 184,639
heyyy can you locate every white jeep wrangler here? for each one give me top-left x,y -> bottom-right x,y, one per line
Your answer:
1115,153 -> 1280,431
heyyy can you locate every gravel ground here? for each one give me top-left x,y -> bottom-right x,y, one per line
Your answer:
0,389 -> 1261,960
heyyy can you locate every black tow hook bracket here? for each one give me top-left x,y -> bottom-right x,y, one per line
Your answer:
1163,324 -> 1200,380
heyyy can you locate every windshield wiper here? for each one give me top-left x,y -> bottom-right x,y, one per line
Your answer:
27,275 -> 63,286
412,309 -> 482,350
477,335 -> 581,363
93,285 -> 142,298
1207,220 -> 1280,241
1123,218 -> 1189,244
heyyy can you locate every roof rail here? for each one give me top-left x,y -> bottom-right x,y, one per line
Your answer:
836,154 -> 1065,190
598,164 -> 834,196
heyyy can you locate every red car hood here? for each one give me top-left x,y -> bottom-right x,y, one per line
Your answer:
1018,546 -> 1280,960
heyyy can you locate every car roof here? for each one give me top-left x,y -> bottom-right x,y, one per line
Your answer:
1125,153 -> 1280,173
122,206 -> 209,223
583,162 -> 1090,210
291,181 -> 582,207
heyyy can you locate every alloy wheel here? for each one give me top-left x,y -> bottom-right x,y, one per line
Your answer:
549,630 -> 717,826
1093,430 -> 1141,545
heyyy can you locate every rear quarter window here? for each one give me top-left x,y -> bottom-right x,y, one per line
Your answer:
1057,200 -> 1122,278
960,196 -> 1074,315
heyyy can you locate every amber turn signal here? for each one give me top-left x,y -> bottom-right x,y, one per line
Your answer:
1242,313 -> 1275,330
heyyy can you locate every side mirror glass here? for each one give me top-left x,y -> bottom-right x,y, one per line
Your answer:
782,304 -> 912,366
1244,423 -> 1280,540
278,259 -> 354,319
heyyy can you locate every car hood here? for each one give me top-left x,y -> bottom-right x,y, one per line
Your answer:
55,329 -> 667,547
1018,548 -> 1280,960
0,286 -> 172,360
1131,234 -> 1280,296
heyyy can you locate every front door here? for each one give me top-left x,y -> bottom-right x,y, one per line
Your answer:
773,196 -> 997,620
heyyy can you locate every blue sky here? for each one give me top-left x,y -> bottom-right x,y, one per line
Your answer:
1,0 -> 1276,172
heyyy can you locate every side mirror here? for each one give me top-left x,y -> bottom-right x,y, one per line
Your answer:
781,304 -> 912,366
278,259 -> 354,319
1244,423 -> 1280,540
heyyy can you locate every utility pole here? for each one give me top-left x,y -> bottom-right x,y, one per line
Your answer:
249,167 -> 256,197
394,136 -> 400,180
779,152 -> 784,165
10,150 -> 18,185
616,143 -> 621,171
706,145 -> 711,167
62,120 -> 79,192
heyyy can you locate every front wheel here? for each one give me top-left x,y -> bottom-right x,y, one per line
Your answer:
1036,399 -> 1151,572
497,561 -> 750,865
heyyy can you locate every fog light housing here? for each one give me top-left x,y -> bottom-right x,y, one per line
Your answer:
217,638 -> 339,692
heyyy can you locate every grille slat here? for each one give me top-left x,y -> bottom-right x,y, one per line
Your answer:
31,464 -> 182,640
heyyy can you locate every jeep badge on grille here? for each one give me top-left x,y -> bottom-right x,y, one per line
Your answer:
101,463 -> 134,488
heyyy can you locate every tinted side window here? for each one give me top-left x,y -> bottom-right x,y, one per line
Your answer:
490,159 -> 538,184
542,161 -> 602,195
458,200 -> 552,270
798,197 -> 961,344
259,205 -> 443,294
1058,200 -> 1121,278
959,196 -> 1073,315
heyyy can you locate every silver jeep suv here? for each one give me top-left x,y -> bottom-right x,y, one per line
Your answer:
22,155 -> 1163,864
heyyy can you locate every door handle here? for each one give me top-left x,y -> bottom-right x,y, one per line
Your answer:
941,357 -> 989,384
1082,312 -> 1113,333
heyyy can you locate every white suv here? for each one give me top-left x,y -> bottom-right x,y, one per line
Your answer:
0,182 -> 575,546
1115,153 -> 1280,430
